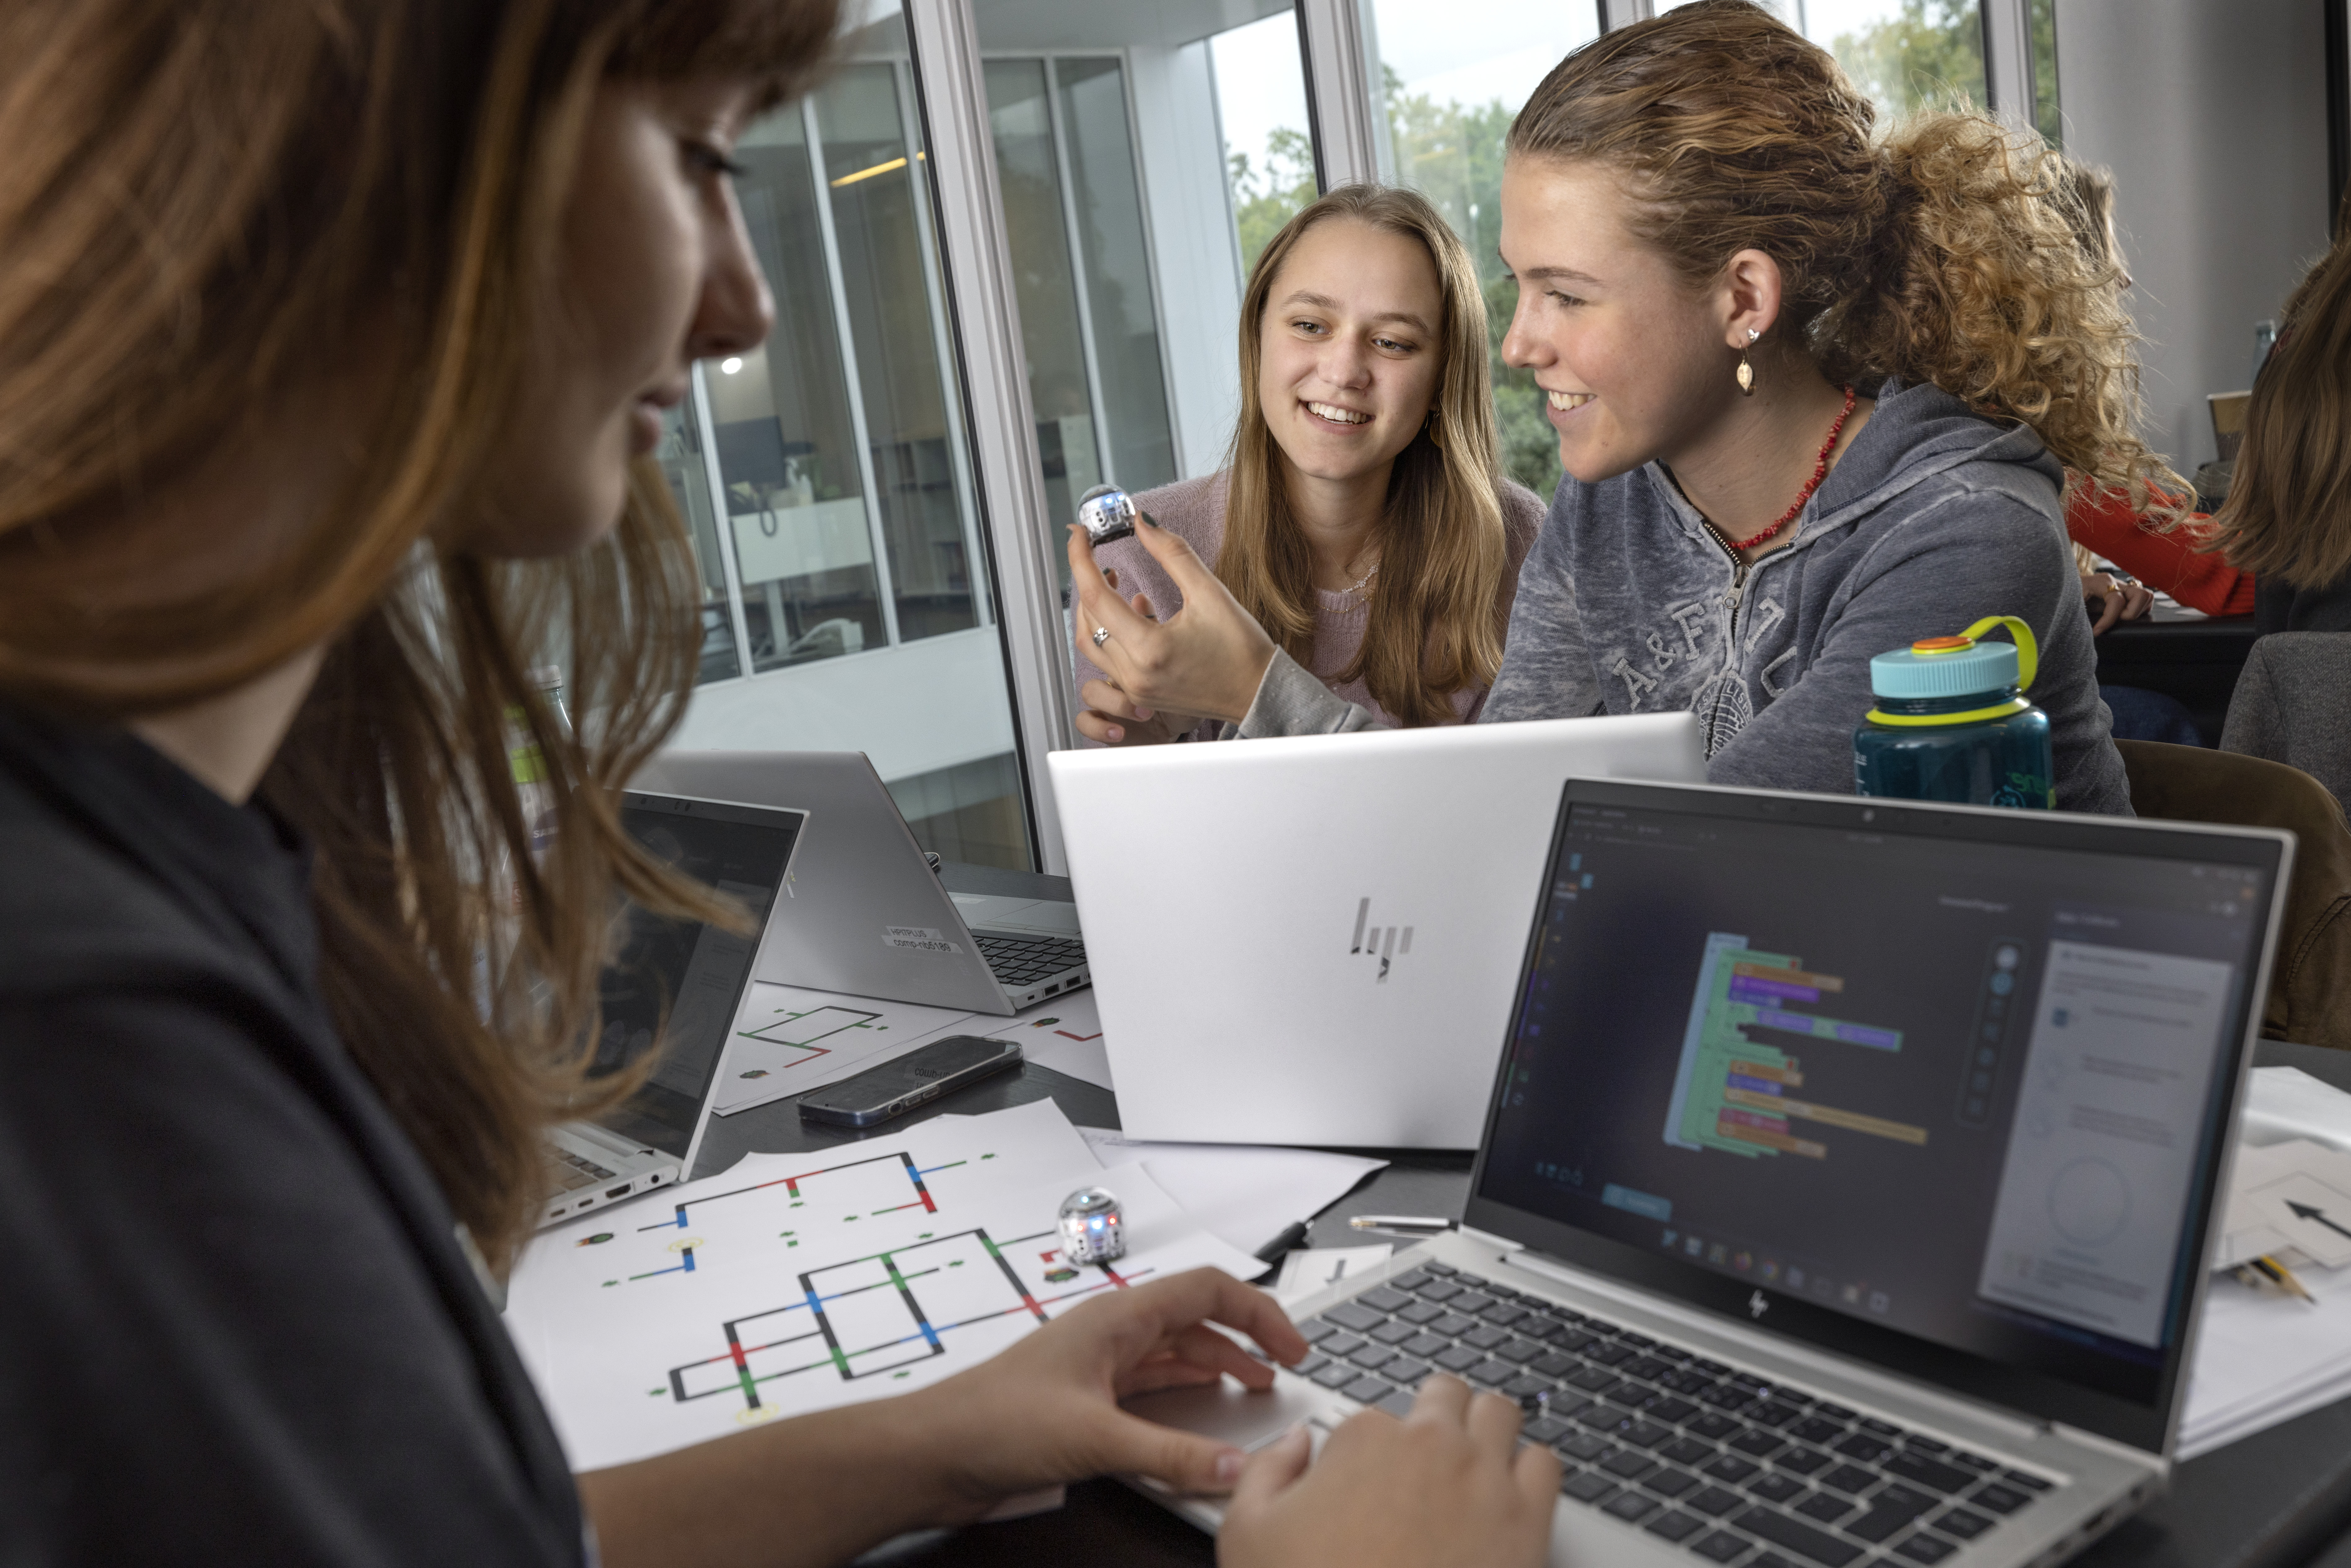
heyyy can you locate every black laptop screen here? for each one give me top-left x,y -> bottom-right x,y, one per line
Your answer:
594,793 -> 801,1159
1469,785 -> 2280,1432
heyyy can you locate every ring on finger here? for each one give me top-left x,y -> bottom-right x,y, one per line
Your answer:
1092,626 -> 1112,648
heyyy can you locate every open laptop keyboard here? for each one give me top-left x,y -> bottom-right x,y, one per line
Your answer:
973,933 -> 1086,989
542,1148 -> 617,1195
1292,1263 -> 2050,1567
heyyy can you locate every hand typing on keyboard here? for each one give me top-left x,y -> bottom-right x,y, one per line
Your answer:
1219,1374 -> 1560,1568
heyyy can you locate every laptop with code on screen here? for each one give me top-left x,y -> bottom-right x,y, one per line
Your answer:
1126,779 -> 2290,1568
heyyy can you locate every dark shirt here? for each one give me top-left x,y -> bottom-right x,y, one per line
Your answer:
2255,574 -> 2351,637
0,705 -> 584,1565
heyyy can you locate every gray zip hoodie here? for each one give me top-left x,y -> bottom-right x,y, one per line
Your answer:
1241,379 -> 2131,815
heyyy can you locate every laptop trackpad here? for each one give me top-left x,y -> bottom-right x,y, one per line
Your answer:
1121,1381 -> 1320,1452
951,893 -> 1082,937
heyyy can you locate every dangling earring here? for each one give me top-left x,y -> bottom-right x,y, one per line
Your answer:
1736,328 -> 1759,396
1424,407 -> 1443,450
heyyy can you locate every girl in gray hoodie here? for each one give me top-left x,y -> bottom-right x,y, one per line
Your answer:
1073,2 -> 2180,814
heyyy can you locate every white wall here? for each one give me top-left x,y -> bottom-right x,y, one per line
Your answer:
2056,0 -> 2332,474
668,627 -> 1018,784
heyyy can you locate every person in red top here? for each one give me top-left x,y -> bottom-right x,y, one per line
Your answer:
2059,160 -> 2258,632
2068,483 -> 2257,620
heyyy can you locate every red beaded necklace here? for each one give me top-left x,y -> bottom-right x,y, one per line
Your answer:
1731,384 -> 1858,551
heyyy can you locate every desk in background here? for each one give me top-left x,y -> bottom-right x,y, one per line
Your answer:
702,867 -> 2351,1568
2096,613 -> 2258,747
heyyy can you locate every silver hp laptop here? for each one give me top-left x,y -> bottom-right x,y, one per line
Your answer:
1130,778 -> 2291,1568
1048,714 -> 1708,1147
539,791 -> 801,1228
634,750 -> 1085,1016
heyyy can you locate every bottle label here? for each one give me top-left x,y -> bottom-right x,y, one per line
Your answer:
1987,771 -> 2054,810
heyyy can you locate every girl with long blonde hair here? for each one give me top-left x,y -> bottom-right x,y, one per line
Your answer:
1070,185 -> 1542,741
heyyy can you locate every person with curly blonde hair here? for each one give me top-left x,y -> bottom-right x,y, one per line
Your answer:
1473,0 -> 2180,810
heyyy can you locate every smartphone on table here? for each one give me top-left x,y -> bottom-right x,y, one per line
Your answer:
796,1036 -> 1024,1128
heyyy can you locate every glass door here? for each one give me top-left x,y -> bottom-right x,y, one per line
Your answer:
663,8 -> 1031,871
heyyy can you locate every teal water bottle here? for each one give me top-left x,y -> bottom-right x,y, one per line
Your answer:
1853,616 -> 2053,809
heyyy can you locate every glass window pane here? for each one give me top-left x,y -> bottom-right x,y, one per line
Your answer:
726,108 -> 884,670
2028,0 -> 2060,148
984,59 -> 1101,551
1809,0 -> 1986,118
817,63 -> 988,644
1213,13 -> 1317,276
670,11 -> 1029,871
1058,57 -> 1178,494
1660,1 -> 1988,121
1362,0 -> 1604,503
652,404 -> 744,686
975,1 -> 1311,570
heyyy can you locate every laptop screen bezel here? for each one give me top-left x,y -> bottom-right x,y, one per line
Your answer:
603,789 -> 805,1167
1461,778 -> 2289,1456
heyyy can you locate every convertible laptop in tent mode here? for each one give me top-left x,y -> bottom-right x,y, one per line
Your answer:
1050,712 -> 1710,1149
1124,777 -> 2290,1568
635,750 -> 1087,1016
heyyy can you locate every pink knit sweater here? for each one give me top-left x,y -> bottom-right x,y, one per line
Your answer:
1070,470 -> 1546,739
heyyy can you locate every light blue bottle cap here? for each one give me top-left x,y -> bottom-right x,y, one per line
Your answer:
1870,635 -> 2019,700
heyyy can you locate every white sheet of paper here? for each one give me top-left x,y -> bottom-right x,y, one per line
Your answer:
2214,1139 -> 2351,1270
2241,1066 -> 2351,1153
1077,1127 -> 1387,1255
710,982 -> 977,1115
1272,1245 -> 1394,1308
505,1103 -> 1261,1470
2179,1248 -> 2351,1458
976,991 -> 1111,1090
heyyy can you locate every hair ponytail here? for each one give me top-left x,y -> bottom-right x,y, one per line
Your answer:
1509,0 -> 2185,507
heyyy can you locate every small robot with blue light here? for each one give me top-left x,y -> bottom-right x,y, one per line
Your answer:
1058,1186 -> 1125,1265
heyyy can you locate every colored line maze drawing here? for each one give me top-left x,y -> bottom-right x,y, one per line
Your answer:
620,1144 -> 1147,1418
591,1149 -> 989,1289
668,1226 -> 1148,1418
732,1005 -> 889,1078
639,1147 -> 974,1233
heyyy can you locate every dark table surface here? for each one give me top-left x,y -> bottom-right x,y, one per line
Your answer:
698,865 -> 2351,1568
2095,613 -> 2259,746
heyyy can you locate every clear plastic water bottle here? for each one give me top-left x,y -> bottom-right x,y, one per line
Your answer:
1853,617 -> 2053,809
506,665 -> 571,866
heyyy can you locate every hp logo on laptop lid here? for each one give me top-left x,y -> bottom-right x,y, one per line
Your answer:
1348,898 -> 1414,982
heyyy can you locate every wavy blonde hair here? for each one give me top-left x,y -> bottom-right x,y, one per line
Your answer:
1220,185 -> 1509,727
1509,0 -> 2186,510
0,0 -> 837,1265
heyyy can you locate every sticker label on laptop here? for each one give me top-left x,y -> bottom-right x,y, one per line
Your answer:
884,926 -> 964,955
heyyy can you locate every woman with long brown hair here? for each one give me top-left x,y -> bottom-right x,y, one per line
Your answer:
1069,185 -> 1542,742
1475,0 -> 2171,812
2212,202 -> 2351,633
0,3 -> 1555,1564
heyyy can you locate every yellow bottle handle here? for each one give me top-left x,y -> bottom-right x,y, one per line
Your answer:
1955,615 -> 2037,692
